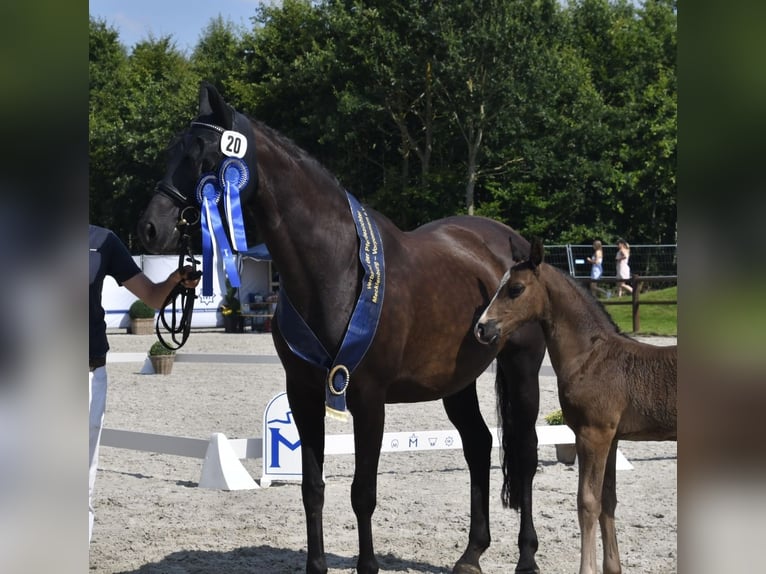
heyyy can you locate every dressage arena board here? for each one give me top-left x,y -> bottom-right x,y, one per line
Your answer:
101,352 -> 632,490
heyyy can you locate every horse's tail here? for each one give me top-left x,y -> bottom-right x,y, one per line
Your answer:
494,351 -> 542,511
495,360 -> 523,510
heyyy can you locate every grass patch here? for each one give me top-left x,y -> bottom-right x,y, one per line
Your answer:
605,286 -> 677,336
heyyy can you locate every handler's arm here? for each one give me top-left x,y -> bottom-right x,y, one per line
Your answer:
123,266 -> 199,309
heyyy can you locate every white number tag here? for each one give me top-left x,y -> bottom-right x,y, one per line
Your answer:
220,130 -> 247,158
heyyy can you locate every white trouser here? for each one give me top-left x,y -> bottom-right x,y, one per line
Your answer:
89,366 -> 108,543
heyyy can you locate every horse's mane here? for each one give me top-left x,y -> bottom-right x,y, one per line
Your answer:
252,119 -> 312,162
545,262 -> 627,336
250,118 -> 346,194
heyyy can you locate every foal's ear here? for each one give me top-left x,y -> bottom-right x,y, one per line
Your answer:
529,237 -> 545,268
198,81 -> 233,128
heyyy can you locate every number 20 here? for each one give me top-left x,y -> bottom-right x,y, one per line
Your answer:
220,130 -> 247,158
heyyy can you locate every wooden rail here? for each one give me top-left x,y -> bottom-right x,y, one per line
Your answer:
580,275 -> 677,333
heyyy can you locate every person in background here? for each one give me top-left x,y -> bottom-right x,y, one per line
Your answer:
586,239 -> 608,298
89,225 -> 199,543
615,238 -> 633,297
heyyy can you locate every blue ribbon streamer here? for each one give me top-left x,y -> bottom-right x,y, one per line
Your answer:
195,158 -> 251,295
276,191 -> 385,420
198,178 -> 218,297
221,158 -> 250,252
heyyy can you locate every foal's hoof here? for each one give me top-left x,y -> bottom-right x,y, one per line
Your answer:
452,561 -> 482,574
514,566 -> 540,574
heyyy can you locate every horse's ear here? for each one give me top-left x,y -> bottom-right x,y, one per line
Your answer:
197,81 -> 233,128
509,236 -> 526,263
529,237 -> 545,268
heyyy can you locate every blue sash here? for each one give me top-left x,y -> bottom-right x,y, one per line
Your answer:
276,192 -> 385,420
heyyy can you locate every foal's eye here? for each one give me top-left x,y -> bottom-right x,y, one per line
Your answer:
507,284 -> 525,298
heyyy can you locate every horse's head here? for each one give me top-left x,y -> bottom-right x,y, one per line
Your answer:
474,237 -> 546,345
138,82 -> 257,253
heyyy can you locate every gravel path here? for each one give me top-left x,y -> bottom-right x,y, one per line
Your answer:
89,330 -> 676,573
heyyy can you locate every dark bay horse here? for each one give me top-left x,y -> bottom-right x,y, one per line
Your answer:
474,238 -> 677,574
137,82 -> 546,574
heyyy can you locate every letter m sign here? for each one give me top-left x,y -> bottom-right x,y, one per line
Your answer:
261,392 -> 302,487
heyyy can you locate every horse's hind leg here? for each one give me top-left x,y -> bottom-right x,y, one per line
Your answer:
443,381 -> 492,574
599,439 -> 621,574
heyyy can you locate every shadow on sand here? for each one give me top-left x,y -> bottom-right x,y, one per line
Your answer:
116,545 -> 451,573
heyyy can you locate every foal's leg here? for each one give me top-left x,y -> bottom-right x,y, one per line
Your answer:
443,381 -> 492,574
286,374 -> 328,574
599,439 -> 621,574
575,427 -> 615,574
348,390 -> 386,574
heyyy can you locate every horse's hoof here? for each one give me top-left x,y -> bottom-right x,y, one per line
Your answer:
514,567 -> 540,574
452,562 -> 482,574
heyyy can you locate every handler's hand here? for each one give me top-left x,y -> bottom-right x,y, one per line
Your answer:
178,265 -> 202,287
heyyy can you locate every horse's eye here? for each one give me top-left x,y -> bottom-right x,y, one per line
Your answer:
507,284 -> 525,298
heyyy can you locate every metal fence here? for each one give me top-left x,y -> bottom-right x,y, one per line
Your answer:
544,244 -> 677,332
545,244 -> 677,283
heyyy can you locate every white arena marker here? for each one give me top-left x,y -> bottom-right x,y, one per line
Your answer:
199,432 -> 259,490
139,357 -> 154,374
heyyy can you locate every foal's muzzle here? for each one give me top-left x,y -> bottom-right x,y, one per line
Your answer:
474,320 -> 499,345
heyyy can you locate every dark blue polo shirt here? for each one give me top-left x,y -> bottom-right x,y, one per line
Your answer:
89,225 -> 141,359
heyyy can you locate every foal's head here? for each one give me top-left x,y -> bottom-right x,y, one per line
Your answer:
474,237 -> 546,346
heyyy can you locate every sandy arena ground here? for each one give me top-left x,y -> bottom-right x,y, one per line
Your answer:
88,330 -> 676,573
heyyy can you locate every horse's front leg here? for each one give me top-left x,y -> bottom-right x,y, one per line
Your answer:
599,439 -> 622,574
575,427 -> 614,574
443,382 -> 492,574
348,390 -> 386,574
286,374 -> 328,574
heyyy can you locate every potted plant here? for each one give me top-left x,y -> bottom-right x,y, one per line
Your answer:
545,409 -> 577,465
129,300 -> 155,335
220,280 -> 244,333
148,340 -> 175,375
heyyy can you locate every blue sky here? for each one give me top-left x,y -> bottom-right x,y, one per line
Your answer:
89,0 -> 274,54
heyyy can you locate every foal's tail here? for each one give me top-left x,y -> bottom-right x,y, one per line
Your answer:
494,356 -> 540,511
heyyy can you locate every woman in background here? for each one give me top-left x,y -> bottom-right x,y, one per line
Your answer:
615,239 -> 633,297
586,239 -> 607,297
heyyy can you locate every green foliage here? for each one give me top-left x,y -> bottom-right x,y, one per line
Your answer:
221,279 -> 242,315
88,0 -> 676,248
89,17 -> 199,250
545,409 -> 565,425
129,299 -> 155,319
149,340 -> 175,356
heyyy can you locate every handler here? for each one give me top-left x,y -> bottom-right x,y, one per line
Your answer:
89,224 -> 199,543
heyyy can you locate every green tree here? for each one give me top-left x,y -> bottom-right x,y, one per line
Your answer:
88,1 -> 676,247
89,18 -> 199,249
566,0 -> 677,243
89,17 -> 130,232
191,16 -> 249,97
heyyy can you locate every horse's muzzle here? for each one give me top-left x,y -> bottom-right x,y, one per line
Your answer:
137,194 -> 183,254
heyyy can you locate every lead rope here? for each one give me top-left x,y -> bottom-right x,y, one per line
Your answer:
155,220 -> 200,350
